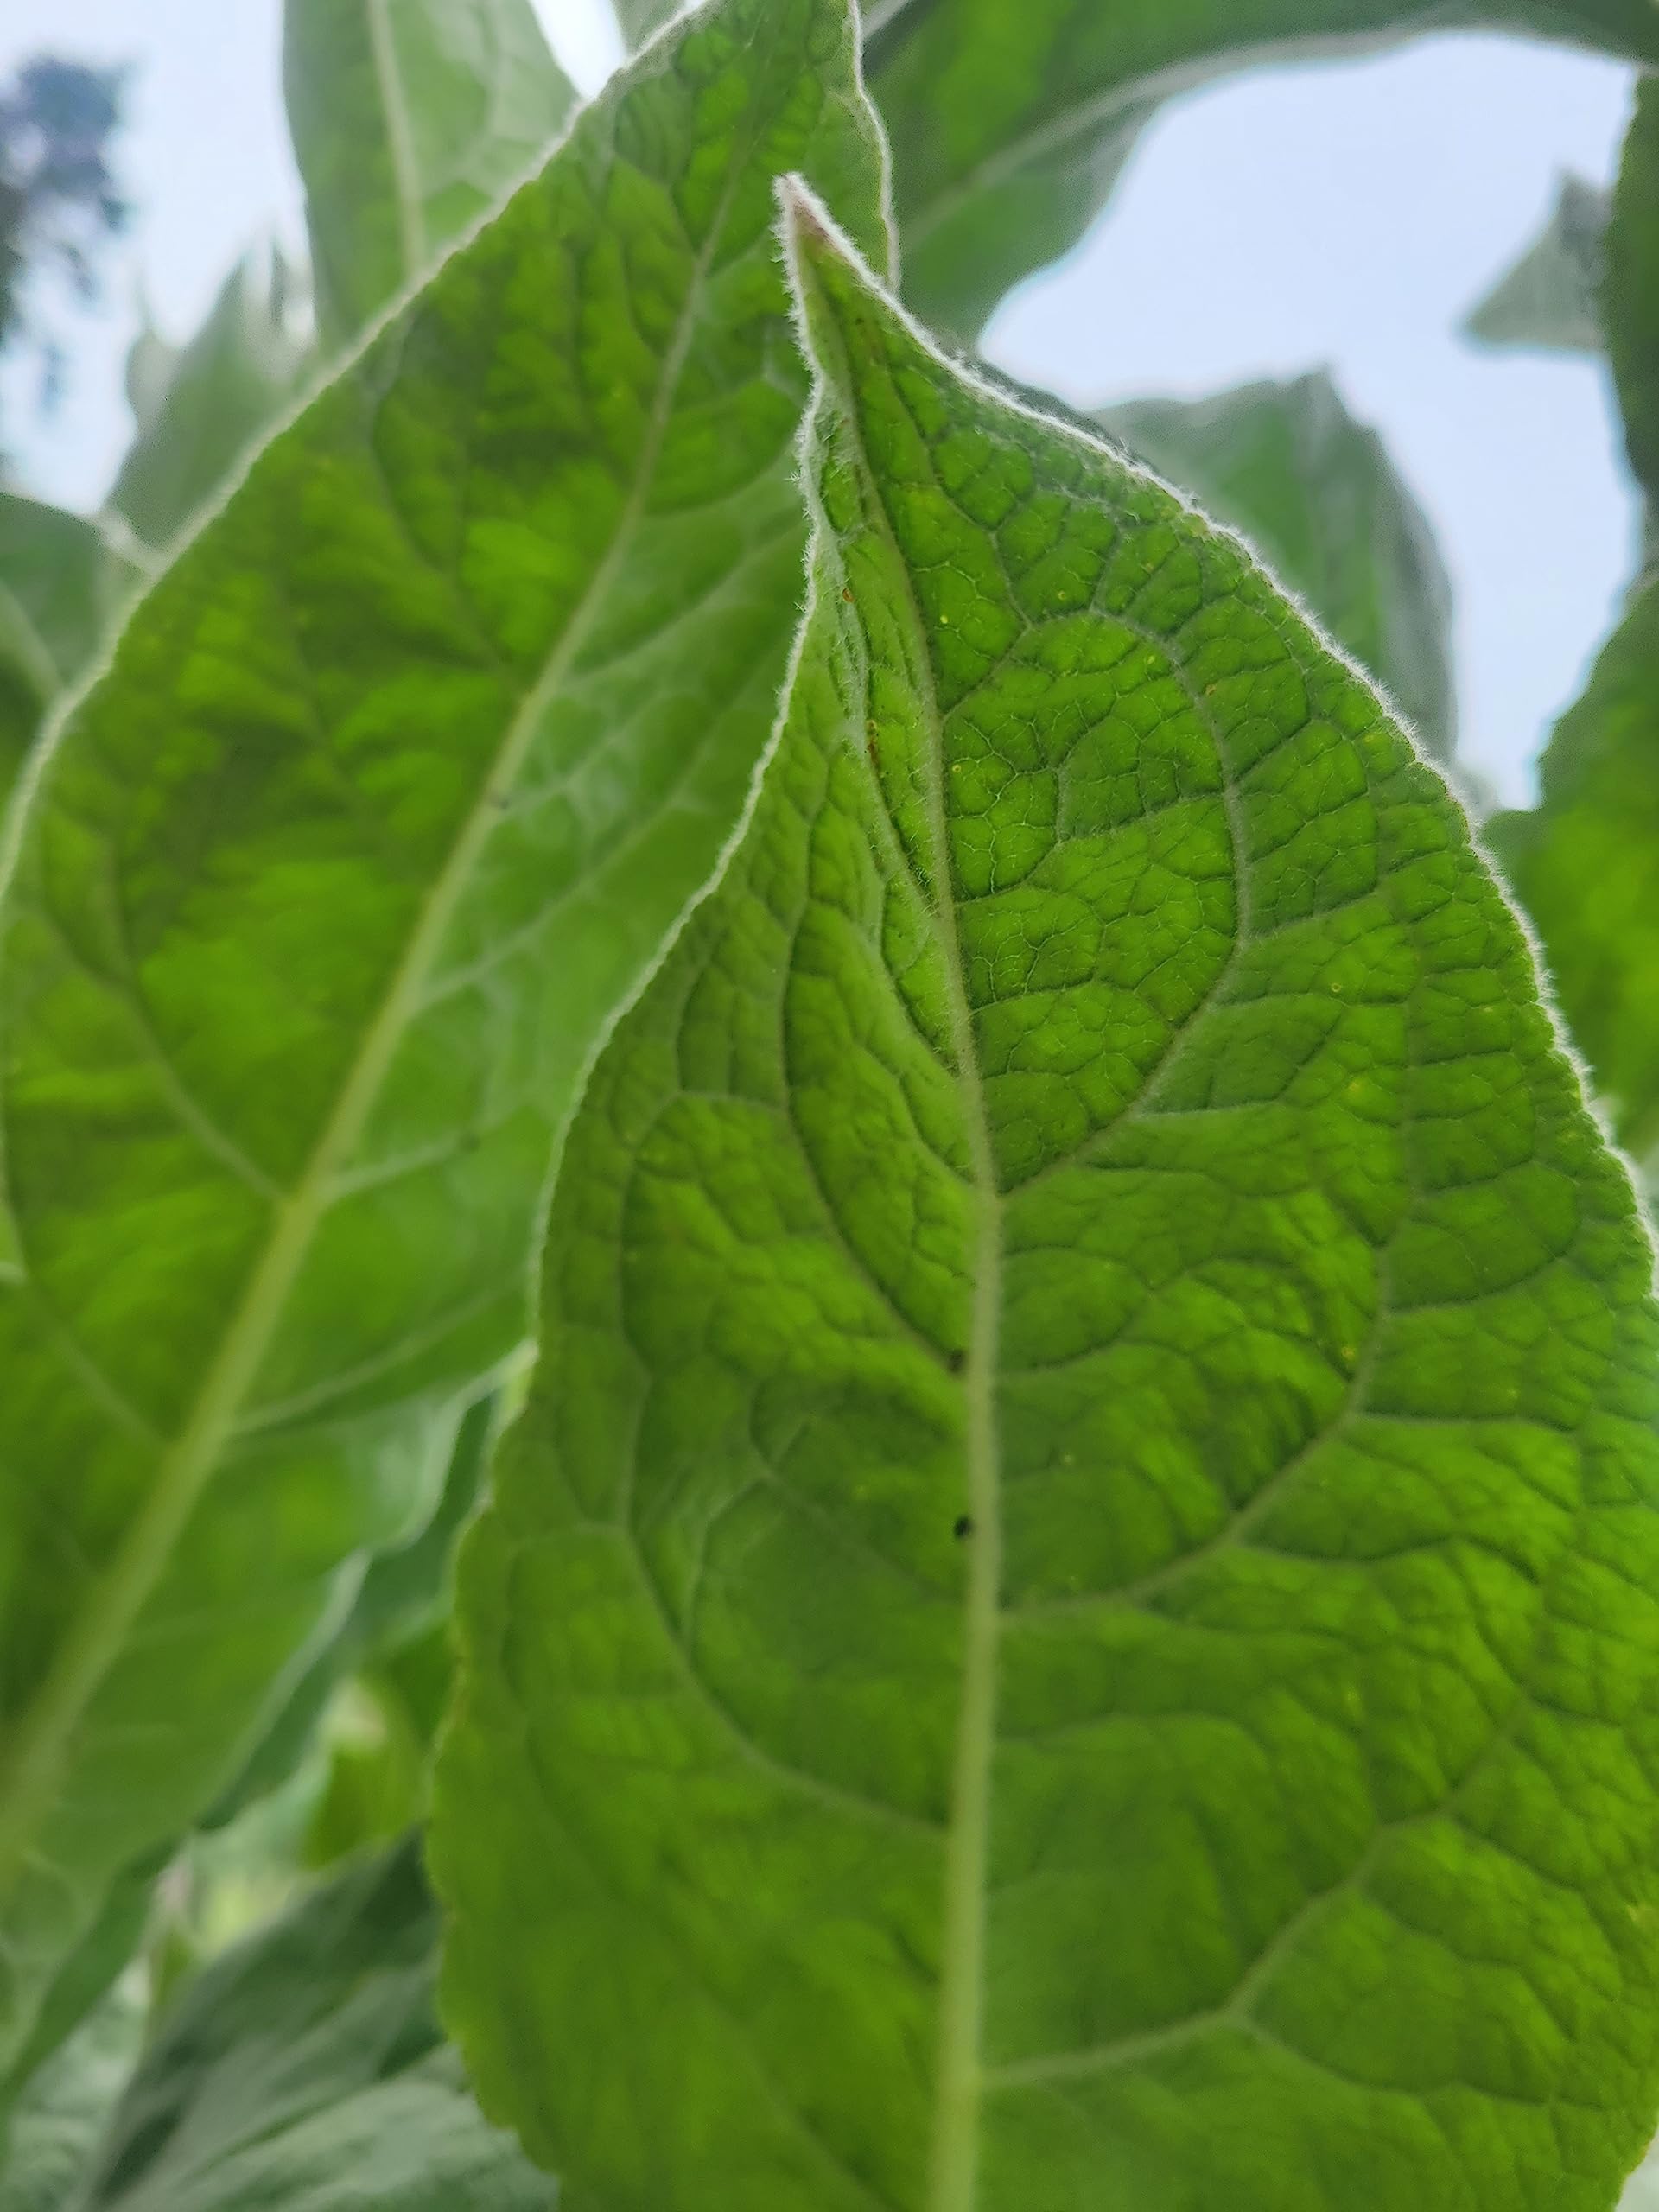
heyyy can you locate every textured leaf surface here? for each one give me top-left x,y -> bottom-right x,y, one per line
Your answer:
1487,89 -> 1659,1166
284,0 -> 576,346
0,497 -> 136,815
864,0 -> 1659,338
0,0 -> 889,2077
1103,372 -> 1456,762
65,1840 -> 551,2212
109,254 -> 309,554
0,1978 -> 143,2212
436,194 -> 1659,2212
1464,173 -> 1608,355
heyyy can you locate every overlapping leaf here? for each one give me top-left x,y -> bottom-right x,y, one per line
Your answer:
864,0 -> 1659,338
436,192 -> 1659,2211
284,0 -> 576,346
0,0 -> 891,2082
1103,372 -> 1456,761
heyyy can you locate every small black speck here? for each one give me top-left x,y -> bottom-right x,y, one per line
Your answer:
953,1515 -> 974,1541
946,1347 -> 965,1374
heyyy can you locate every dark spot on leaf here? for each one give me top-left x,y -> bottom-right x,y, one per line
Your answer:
946,1347 -> 965,1374
953,1515 -> 973,1541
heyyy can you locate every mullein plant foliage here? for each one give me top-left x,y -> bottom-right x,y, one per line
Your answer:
0,0 -> 1657,2208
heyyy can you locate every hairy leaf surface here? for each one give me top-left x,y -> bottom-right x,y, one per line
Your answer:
109,254 -> 310,555
1464,172 -> 1609,355
60,1840 -> 550,2212
1103,372 -> 1456,762
0,0 -> 890,2077
284,0 -> 576,346
436,194 -> 1659,2212
864,0 -> 1659,338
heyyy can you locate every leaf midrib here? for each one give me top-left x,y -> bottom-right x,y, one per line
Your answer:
803,287 -> 1005,2212
367,0 -> 429,284
0,122 -> 746,1903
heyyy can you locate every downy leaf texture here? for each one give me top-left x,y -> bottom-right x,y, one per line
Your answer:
1490,88 -> 1659,1167
1464,173 -> 1610,356
435,190 -> 1659,2212
30,1839 -> 551,2212
863,0 -> 1659,339
283,0 -> 577,348
1102,372 -> 1457,766
0,0 -> 891,2080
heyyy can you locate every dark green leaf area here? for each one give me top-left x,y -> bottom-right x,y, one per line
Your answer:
73,1840 -> 552,2211
1103,372 -> 1456,762
435,213 -> 1659,2209
1608,83 -> 1659,512
867,0 -> 1659,339
0,0 -> 888,2083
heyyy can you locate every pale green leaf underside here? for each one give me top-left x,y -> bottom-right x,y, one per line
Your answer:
864,0 -> 1659,337
1102,371 -> 1456,763
284,0 -> 577,347
0,498 -> 137,820
0,0 -> 890,2078
1464,173 -> 1608,355
436,198 -> 1659,2212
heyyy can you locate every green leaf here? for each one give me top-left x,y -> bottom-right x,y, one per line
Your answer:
68,1839 -> 552,2212
613,0 -> 683,53
0,0 -> 890,2080
283,0 -> 578,348
1464,173 -> 1609,355
0,1979 -> 145,2212
1607,85 -> 1659,513
435,190 -> 1659,2212
1102,372 -> 1457,763
864,0 -> 1659,339
0,495 -> 137,815
108,252 -> 309,554
1484,90 -> 1659,1164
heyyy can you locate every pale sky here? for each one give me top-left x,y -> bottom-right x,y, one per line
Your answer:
2,3 -> 1641,807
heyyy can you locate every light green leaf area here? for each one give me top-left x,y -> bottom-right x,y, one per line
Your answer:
435,197 -> 1659,2212
284,0 -> 576,347
1486,92 -> 1659,1166
864,0 -> 1659,339
1102,372 -> 1456,763
0,0 -> 890,2079
613,0 -> 684,53
1464,173 -> 1609,355
0,497 -> 137,814
110,253 -> 310,555
0,1974 -> 144,2212
56,1840 -> 549,2212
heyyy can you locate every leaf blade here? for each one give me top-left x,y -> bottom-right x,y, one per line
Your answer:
0,0 -> 890,2076
436,188 -> 1659,2212
283,0 -> 578,346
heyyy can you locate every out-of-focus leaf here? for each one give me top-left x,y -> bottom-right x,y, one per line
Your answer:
0,0 -> 890,2082
1103,370 -> 1456,760
0,494 -> 136,811
1608,85 -> 1659,512
1464,172 -> 1609,354
108,251 -> 309,554
122,309 -> 181,442
70,1840 -> 553,2211
864,0 -> 1659,340
284,0 -> 577,347
435,186 -> 1659,2212
613,0 -> 683,48
1488,88 -> 1659,1164
0,1979 -> 145,2212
